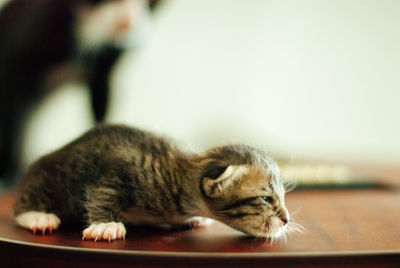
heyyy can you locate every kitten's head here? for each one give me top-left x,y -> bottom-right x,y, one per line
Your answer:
200,145 -> 290,239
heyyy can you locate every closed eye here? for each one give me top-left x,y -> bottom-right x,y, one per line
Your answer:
222,196 -> 274,211
222,197 -> 259,211
261,196 -> 273,203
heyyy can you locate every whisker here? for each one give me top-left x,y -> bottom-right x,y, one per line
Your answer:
281,231 -> 287,244
283,179 -> 297,193
285,221 -> 304,236
255,223 -> 265,240
211,204 -> 303,244
254,213 -> 269,239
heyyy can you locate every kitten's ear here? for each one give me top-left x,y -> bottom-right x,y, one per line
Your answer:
203,163 -> 229,180
201,164 -> 244,198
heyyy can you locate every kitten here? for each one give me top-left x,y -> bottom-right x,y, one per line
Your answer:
14,124 -> 292,241
0,0 -> 161,182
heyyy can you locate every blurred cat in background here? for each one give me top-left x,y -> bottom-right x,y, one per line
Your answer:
0,0 -> 161,183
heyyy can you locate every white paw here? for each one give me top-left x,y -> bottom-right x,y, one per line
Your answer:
82,222 -> 126,242
15,211 -> 61,234
183,216 -> 213,228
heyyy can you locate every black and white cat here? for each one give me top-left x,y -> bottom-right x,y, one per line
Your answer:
0,0 -> 161,183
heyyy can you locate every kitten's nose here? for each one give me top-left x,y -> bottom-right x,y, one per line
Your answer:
280,208 -> 290,225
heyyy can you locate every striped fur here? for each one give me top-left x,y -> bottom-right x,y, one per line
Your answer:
14,124 -> 290,239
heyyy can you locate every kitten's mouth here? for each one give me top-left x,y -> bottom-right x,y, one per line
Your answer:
252,222 -> 286,238
256,227 -> 285,239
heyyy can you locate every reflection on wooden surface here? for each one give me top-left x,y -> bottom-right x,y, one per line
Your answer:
1,167 -> 400,267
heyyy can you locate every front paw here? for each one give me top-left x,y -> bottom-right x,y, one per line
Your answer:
173,217 -> 213,230
15,211 -> 61,234
82,222 -> 126,242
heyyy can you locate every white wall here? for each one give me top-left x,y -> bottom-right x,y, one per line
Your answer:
24,0 -> 400,166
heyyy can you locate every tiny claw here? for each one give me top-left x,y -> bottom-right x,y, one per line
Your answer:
95,236 -> 98,242
32,228 -> 37,234
42,229 -> 46,235
108,235 -> 111,242
82,234 -> 86,240
123,234 -> 126,240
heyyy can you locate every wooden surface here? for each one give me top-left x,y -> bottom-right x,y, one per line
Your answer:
1,167 -> 400,267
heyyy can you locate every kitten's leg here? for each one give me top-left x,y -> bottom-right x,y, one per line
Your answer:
15,211 -> 61,234
172,217 -> 214,230
82,185 -> 126,241
13,165 -> 63,234
82,222 -> 126,242
184,216 -> 214,228
14,195 -> 62,235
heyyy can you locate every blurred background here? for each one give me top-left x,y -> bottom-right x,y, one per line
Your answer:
3,0 -> 399,169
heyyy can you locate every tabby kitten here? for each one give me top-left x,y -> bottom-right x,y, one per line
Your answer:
14,124 -> 292,241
